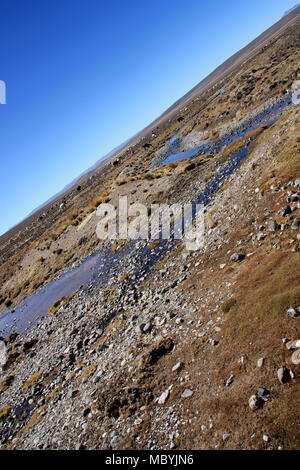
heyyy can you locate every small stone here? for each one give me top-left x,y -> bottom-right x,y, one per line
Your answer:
286,307 -> 299,318
110,435 -> 120,448
257,358 -> 264,368
142,322 -> 152,334
278,205 -> 292,216
225,374 -> 234,387
286,339 -> 300,350
230,253 -> 245,262
263,435 -> 270,443
181,389 -> 193,398
267,221 -> 280,232
157,390 -> 169,405
277,366 -> 291,384
249,394 -> 263,411
172,362 -> 183,372
257,387 -> 270,401
291,217 -> 300,230
291,348 -> 300,365
257,232 -> 266,241
223,433 -> 230,441
0,340 -> 7,368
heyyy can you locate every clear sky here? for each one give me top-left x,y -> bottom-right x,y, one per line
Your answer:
0,0 -> 297,235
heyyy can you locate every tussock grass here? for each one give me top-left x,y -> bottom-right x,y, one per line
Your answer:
23,370 -> 43,391
48,290 -> 78,315
0,405 -> 11,422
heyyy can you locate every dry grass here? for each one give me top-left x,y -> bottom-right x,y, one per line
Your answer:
76,363 -> 98,386
0,374 -> 14,392
0,405 -> 11,422
23,370 -> 43,391
48,290 -> 78,315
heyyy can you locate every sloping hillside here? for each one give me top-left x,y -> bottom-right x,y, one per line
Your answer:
0,10 -> 299,450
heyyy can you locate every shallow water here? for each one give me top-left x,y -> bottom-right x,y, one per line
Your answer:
0,97 -> 291,337
159,97 -> 291,167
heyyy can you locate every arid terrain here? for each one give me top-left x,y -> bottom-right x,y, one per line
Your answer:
0,7 -> 299,450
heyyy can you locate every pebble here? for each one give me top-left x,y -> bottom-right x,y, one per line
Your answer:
172,362 -> 183,372
181,389 -> 193,398
291,348 -> 300,365
257,358 -> 264,368
277,367 -> 292,384
286,307 -> 300,318
249,395 -> 263,411
110,435 -> 120,448
267,221 -> 280,232
157,390 -> 170,405
291,217 -> 300,230
143,322 -> 152,334
286,339 -> 300,350
230,253 -> 245,262
225,374 -> 234,386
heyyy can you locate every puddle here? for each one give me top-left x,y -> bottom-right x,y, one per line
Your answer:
0,97 -> 291,337
0,243 -> 137,337
158,97 -> 291,167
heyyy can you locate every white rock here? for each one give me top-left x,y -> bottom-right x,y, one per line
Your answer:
257,358 -> 264,368
0,340 -> 7,370
249,395 -> 262,411
181,389 -> 193,398
225,374 -> 234,386
291,348 -> 300,365
172,362 -> 183,372
157,390 -> 169,405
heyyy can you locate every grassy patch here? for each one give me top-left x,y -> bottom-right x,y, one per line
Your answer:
23,370 -> 43,391
0,405 -> 11,422
48,290 -> 78,315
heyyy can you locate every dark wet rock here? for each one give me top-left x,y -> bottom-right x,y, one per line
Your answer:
83,407 -> 91,417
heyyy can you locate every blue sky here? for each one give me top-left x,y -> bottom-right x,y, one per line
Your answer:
0,0 -> 297,235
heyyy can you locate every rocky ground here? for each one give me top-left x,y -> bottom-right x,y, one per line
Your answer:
0,12 -> 299,451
